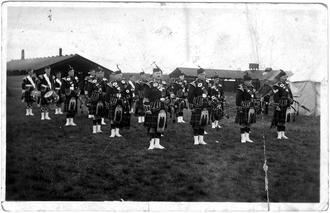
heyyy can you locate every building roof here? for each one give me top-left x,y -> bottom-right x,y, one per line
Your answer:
171,67 -> 246,79
247,69 -> 293,82
7,54 -> 112,74
7,54 -> 74,71
120,73 -> 169,81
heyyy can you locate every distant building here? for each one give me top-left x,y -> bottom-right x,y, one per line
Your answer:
120,73 -> 169,82
7,48 -> 113,79
169,67 -> 258,92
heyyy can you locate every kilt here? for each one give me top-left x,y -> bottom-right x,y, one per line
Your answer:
174,99 -> 186,114
91,100 -> 106,119
121,111 -> 131,128
271,107 -> 287,127
55,93 -> 65,106
89,101 -> 96,115
211,107 -> 223,121
144,110 -> 167,129
108,103 -> 131,128
190,108 -> 209,128
235,107 -> 256,125
40,90 -> 49,106
23,90 -> 34,103
134,98 -> 145,116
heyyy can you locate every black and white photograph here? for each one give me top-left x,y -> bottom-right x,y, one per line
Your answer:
1,1 -> 328,211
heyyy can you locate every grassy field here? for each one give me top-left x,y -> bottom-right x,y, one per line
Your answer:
6,75 -> 320,202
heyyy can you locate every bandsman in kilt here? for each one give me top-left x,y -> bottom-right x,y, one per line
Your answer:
63,66 -> 80,126
258,80 -> 273,115
271,70 -> 293,139
235,73 -> 257,143
98,69 -> 108,125
188,67 -> 211,145
208,76 -> 225,129
53,70 -> 65,115
84,69 -> 96,119
134,71 -> 148,123
168,74 -> 188,123
126,78 -> 136,116
21,69 -> 39,116
87,68 -> 108,134
37,66 -> 54,120
143,66 -> 168,150
105,68 -> 132,138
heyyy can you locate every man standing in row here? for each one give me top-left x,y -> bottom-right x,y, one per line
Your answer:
38,66 -> 54,121
84,69 -> 97,119
235,73 -> 256,143
188,67 -> 210,145
209,76 -> 225,129
272,70 -> 293,140
63,66 -> 80,126
53,70 -> 65,115
22,69 -> 38,116
143,66 -> 168,150
86,68 -> 108,134
169,74 -> 188,123
134,71 -> 148,123
105,68 -> 132,138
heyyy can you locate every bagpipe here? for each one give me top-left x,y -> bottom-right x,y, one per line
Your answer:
256,81 -> 311,121
292,99 -> 311,115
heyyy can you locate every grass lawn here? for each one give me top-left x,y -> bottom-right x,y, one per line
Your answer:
6,75 -> 320,201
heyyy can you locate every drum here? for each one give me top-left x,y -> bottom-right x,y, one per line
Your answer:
31,90 -> 41,101
150,101 -> 162,112
193,96 -> 204,108
44,90 -> 59,104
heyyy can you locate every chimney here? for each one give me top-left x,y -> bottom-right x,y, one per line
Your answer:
59,48 -> 62,56
21,49 -> 25,60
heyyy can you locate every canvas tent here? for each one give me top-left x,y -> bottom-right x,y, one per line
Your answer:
289,81 -> 320,116
289,72 -> 321,116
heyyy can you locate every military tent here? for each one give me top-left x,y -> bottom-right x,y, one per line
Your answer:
288,81 -> 321,116
289,72 -> 322,116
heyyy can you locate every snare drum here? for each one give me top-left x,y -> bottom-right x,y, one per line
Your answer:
31,90 -> 41,101
44,90 -> 59,104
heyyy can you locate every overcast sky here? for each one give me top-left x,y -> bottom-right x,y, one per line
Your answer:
5,3 -> 327,81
